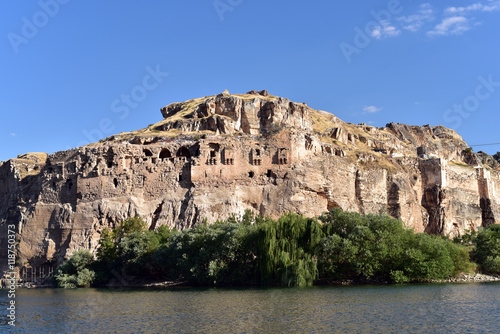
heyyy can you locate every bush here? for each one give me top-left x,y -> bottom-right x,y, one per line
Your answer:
317,208 -> 475,282
120,230 -> 160,275
152,211 -> 324,287
445,241 -> 476,276
94,216 -> 160,282
453,229 -> 477,247
76,268 -> 96,287
400,234 -> 454,280
463,147 -> 473,154
96,215 -> 148,263
474,224 -> 500,274
55,250 -> 95,288
264,122 -> 283,137
55,274 -> 78,289
318,209 -> 412,281
153,220 -> 258,285
390,270 -> 409,284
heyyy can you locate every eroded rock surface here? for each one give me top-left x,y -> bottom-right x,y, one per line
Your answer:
1,91 -> 499,274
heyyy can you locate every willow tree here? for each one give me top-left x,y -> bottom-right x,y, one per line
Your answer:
258,213 -> 323,287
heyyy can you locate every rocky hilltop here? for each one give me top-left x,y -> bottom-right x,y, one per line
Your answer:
1,90 -> 499,276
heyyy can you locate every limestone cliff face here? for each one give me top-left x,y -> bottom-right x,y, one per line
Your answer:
1,90 -> 499,273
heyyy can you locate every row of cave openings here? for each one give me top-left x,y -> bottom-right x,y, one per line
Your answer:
248,169 -> 278,179
141,147 -> 191,164
250,147 -> 288,166
205,168 -> 277,180
130,144 -> 289,168
205,144 -> 289,167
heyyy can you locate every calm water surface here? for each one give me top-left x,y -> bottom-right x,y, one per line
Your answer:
1,283 -> 499,333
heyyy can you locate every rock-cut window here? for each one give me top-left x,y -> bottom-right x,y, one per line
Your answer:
176,147 -> 191,158
159,149 -> 172,160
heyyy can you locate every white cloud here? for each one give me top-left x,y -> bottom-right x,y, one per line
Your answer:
363,106 -> 382,113
445,1 -> 500,14
483,0 -> 500,11
369,20 -> 401,39
446,3 -> 484,14
399,3 -> 436,32
427,16 -> 470,36
382,25 -> 401,38
362,2 -> 498,39
431,1 -> 500,36
394,1 -> 500,37
10,133 -> 16,137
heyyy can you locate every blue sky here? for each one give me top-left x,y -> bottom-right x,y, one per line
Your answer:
1,0 -> 500,162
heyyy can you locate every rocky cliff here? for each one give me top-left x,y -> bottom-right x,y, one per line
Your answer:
1,90 -> 499,276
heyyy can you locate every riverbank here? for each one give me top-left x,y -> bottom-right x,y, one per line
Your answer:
429,273 -> 500,284
7,272 -> 500,290
317,272 -> 500,286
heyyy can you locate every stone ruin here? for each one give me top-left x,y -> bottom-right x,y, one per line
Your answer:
1,90 -> 499,276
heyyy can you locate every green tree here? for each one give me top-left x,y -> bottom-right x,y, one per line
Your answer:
399,234 -> 454,280
453,229 -> 477,247
154,220 -> 259,285
474,224 -> 500,274
257,213 -> 322,287
445,241 -> 476,276
54,250 -> 95,288
318,209 -> 410,281
96,215 -> 148,263
317,208 -> 474,283
94,216 -> 159,282
120,230 -> 160,275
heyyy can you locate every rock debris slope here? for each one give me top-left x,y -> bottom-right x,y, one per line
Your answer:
1,90 -> 499,271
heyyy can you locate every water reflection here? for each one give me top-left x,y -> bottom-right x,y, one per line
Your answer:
0,283 -> 498,333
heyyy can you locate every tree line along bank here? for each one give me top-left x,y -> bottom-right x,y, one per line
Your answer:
54,209 -> 500,288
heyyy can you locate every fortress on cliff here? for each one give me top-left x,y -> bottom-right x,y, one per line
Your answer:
1,89 -> 499,282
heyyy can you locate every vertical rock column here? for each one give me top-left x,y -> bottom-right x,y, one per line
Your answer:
478,168 -> 500,227
420,159 -> 448,234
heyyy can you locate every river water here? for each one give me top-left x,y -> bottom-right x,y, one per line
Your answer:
1,282 -> 499,333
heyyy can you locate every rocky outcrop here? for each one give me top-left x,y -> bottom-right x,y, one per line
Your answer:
1,90 -> 499,276
158,93 -> 311,136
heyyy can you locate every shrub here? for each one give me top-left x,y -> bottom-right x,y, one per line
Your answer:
318,209 -> 411,281
463,147 -> 473,154
400,234 -> 454,280
120,230 -> 160,275
445,242 -> 476,275
94,216 -> 159,281
453,229 -> 477,247
76,268 -> 96,287
153,220 -> 258,285
55,250 -> 95,288
474,224 -> 500,274
96,215 -> 148,264
317,208 -> 474,282
264,122 -> 283,137
390,270 -> 409,284
55,274 -> 78,289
